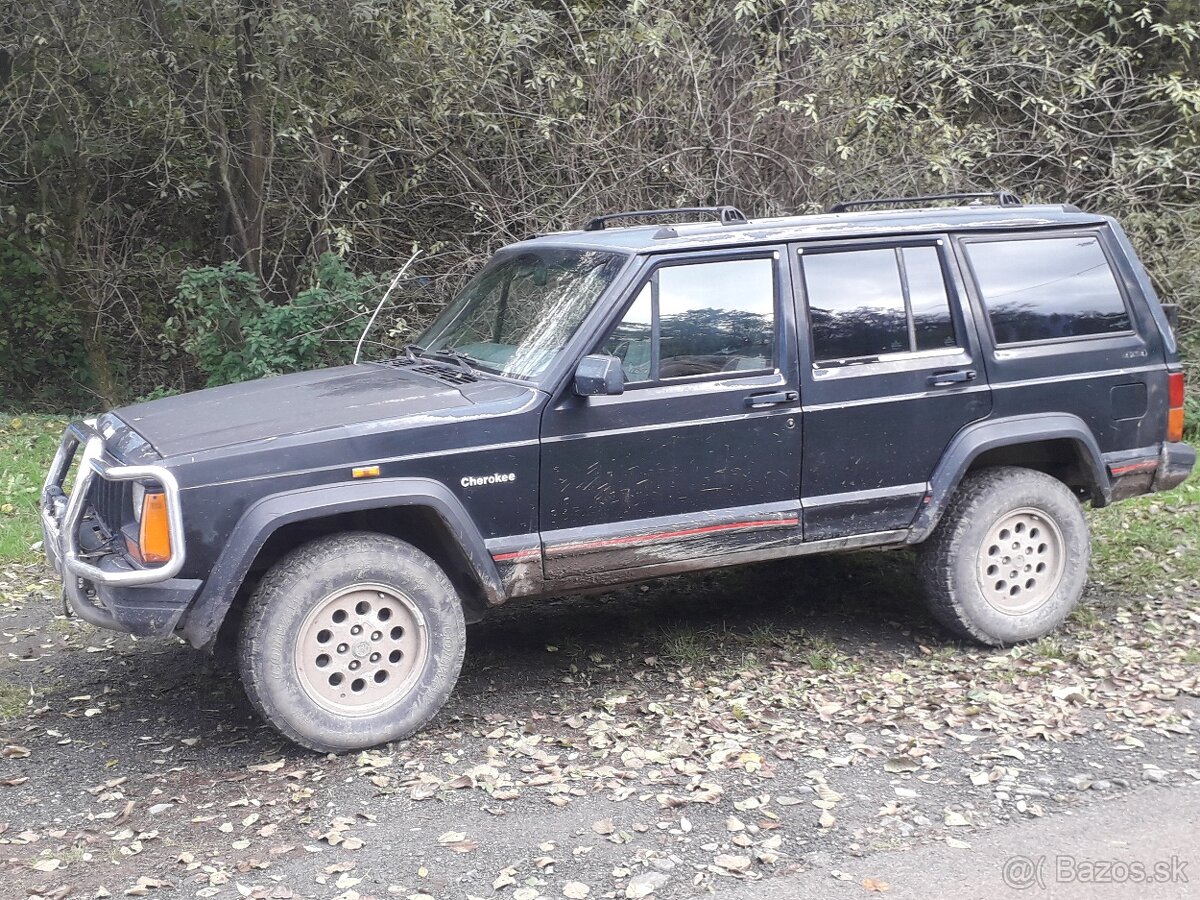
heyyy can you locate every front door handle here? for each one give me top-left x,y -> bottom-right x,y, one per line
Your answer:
928,369 -> 977,387
745,390 -> 798,408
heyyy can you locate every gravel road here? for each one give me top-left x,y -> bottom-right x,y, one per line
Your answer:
1,549 -> 1197,900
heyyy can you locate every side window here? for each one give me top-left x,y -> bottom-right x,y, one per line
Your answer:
964,235 -> 1131,344
601,283 -> 652,380
904,247 -> 956,351
801,245 -> 958,365
599,257 -> 776,382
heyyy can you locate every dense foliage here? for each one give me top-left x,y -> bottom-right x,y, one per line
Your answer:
2,0 -> 1199,407
167,254 -> 393,386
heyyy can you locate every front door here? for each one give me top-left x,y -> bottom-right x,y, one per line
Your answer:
791,236 -> 992,539
539,247 -> 803,588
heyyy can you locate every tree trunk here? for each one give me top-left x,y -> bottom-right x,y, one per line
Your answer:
138,0 -> 273,285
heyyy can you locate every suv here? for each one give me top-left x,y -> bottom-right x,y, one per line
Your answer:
41,192 -> 1194,751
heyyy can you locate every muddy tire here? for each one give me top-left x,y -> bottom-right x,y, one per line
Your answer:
238,532 -> 465,752
917,467 -> 1090,646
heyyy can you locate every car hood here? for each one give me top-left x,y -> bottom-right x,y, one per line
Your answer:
114,363 -> 519,458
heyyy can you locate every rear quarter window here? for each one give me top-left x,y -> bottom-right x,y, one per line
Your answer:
964,235 -> 1131,344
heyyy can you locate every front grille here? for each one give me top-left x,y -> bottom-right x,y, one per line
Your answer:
86,476 -> 129,535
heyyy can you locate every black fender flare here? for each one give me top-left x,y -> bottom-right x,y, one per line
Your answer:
908,413 -> 1110,543
178,477 -> 503,648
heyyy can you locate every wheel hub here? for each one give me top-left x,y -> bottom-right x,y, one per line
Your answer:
294,583 -> 428,717
976,508 -> 1066,616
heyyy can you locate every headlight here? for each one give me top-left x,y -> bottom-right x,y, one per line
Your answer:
131,482 -> 146,523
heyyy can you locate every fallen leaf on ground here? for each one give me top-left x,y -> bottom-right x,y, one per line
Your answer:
124,877 -> 170,896
714,854 -> 751,874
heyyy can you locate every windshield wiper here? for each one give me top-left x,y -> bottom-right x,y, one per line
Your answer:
401,342 -> 428,361
425,347 -> 480,374
403,342 -> 495,376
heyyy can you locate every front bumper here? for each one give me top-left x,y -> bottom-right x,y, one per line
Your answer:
41,420 -> 199,636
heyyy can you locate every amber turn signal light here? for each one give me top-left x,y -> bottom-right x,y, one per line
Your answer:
1167,408 -> 1185,443
138,491 -> 172,564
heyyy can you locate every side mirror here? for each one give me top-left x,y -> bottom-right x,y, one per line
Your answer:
573,354 -> 625,397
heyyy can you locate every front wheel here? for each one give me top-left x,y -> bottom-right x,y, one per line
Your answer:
239,532 -> 466,752
917,467 -> 1090,646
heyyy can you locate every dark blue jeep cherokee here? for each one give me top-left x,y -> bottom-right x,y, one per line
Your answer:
40,193 -> 1194,751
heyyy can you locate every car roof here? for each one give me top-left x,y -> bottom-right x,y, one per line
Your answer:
508,204 -> 1110,255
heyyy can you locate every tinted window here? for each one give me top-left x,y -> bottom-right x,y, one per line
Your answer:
804,249 -> 907,360
965,236 -> 1130,344
904,247 -> 956,351
803,246 -> 958,363
600,257 -> 776,381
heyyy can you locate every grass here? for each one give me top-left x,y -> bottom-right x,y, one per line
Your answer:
1088,472 -> 1200,594
1069,603 -> 1102,628
0,677 -> 30,719
659,624 -> 717,667
0,414 -> 69,563
1032,636 -> 1066,659
800,634 -> 844,671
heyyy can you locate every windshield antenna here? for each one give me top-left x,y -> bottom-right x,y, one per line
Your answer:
354,249 -> 421,366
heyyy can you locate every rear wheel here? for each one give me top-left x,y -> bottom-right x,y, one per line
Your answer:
917,467 -> 1090,646
239,532 -> 465,752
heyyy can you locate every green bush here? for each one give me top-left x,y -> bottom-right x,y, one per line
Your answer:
166,254 -> 401,386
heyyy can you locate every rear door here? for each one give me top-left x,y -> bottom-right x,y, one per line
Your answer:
791,236 -> 992,539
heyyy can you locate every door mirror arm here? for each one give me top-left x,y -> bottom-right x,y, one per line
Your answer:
573,354 -> 625,397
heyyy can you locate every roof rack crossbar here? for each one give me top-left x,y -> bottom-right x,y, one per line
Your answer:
827,191 -> 1023,214
582,206 -> 748,232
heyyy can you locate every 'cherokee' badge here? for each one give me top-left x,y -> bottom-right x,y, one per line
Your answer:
461,472 -> 516,488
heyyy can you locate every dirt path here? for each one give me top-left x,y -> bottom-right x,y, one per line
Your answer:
716,785 -> 1200,899
1,550 -> 1197,900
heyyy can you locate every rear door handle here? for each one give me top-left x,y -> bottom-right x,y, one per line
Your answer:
745,390 -> 798,408
928,369 -> 977,387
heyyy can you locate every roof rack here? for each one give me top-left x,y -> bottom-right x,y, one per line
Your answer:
827,191 -> 1023,214
582,206 -> 748,232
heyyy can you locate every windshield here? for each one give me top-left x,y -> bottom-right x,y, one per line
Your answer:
418,247 -> 626,380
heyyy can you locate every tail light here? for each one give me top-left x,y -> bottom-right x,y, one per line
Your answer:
1167,371 -> 1185,443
